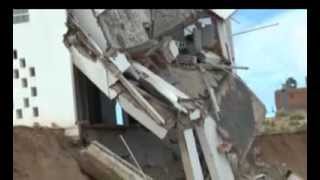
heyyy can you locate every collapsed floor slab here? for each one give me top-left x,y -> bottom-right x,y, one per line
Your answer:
64,9 -> 266,180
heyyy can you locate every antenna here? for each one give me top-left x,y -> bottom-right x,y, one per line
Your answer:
232,23 -> 279,37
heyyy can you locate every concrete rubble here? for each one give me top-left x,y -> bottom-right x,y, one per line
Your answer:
62,9 -> 298,180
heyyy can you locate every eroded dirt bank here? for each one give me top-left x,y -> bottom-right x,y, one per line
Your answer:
253,132 -> 307,179
13,126 -> 91,180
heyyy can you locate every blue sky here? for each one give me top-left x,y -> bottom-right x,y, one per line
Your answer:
231,9 -> 307,117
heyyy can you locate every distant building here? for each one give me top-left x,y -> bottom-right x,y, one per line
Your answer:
275,77 -> 307,113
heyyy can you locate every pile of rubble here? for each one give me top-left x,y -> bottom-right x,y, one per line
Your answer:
61,9 -> 304,180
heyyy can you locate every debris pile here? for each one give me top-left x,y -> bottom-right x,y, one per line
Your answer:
61,9 -> 307,180
63,9 -> 266,180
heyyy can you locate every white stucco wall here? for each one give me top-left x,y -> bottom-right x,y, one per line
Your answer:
13,10 -> 76,127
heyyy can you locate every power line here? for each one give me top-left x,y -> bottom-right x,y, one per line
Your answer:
232,23 -> 279,37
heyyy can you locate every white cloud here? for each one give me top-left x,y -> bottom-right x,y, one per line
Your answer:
233,10 -> 307,115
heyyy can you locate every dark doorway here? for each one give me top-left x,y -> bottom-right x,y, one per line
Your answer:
72,65 -> 128,127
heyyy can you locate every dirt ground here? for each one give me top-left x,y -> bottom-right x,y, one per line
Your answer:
253,131 -> 307,179
13,126 -> 307,180
13,126 -> 91,180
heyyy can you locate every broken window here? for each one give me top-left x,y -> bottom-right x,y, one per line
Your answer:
31,87 -> 37,97
32,107 -> 39,117
115,102 -> 124,126
20,58 -> 26,68
16,109 -> 23,119
13,9 -> 29,15
13,69 -> 19,79
13,9 -> 29,24
23,98 -> 29,108
21,78 -> 28,88
29,67 -> 36,77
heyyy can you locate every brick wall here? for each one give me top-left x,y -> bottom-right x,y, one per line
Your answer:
275,88 -> 307,112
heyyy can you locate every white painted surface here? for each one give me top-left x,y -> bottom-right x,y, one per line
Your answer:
169,40 -> 179,58
287,174 -> 303,180
13,10 -> 76,127
93,9 -> 106,16
68,9 -> 108,51
203,116 -> 235,180
202,50 -> 222,65
110,52 -> 131,73
189,109 -> 201,120
183,129 -> 204,180
210,9 -> 236,20
69,46 -> 119,99
64,125 -> 80,140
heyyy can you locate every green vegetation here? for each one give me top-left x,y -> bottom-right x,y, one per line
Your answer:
259,111 -> 307,135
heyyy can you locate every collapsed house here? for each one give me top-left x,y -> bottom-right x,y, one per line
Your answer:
63,9 -> 266,180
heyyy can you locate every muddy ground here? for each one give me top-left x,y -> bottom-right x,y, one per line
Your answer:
253,131 -> 307,179
13,126 -> 307,180
13,126 -> 91,180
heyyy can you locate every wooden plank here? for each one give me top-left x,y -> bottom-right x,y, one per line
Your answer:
178,128 -> 204,180
119,135 -> 147,179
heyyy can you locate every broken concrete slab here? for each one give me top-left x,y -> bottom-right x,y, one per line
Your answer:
118,92 -> 168,139
79,141 -> 153,180
64,9 -> 267,180
151,9 -> 205,38
217,75 -> 266,160
178,128 -> 204,180
109,52 -> 131,73
97,9 -> 151,49
158,39 -> 179,63
67,9 -> 109,52
202,115 -> 235,180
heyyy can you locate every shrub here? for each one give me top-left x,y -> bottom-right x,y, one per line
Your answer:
289,114 -> 305,121
276,110 -> 288,117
